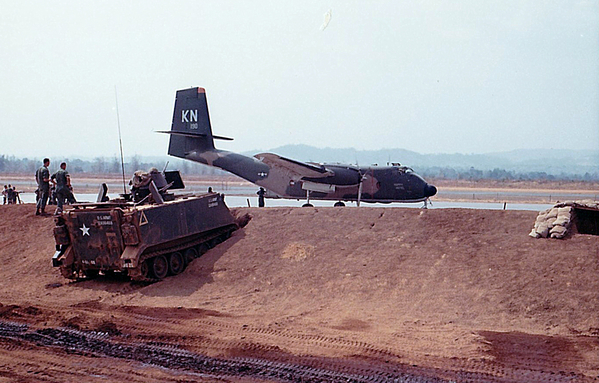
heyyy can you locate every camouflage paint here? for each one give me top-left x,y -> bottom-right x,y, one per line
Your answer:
160,87 -> 437,204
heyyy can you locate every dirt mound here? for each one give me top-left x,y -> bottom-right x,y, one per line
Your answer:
0,203 -> 598,380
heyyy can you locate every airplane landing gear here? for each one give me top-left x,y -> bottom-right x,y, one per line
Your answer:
302,190 -> 314,207
334,202 -> 345,207
422,198 -> 432,209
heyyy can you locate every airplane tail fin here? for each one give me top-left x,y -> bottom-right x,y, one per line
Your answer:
159,87 -> 232,159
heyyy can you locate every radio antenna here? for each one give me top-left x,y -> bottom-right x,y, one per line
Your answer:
114,86 -> 127,195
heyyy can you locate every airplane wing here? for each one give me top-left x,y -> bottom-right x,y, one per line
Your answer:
254,153 -> 334,179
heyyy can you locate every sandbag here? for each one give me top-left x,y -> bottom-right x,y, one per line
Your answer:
535,213 -> 547,223
557,206 -> 572,216
535,222 -> 550,238
529,229 -> 541,238
550,225 -> 568,239
546,208 -> 559,219
553,216 -> 570,227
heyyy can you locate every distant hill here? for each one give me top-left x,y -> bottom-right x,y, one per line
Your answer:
2,147 -> 597,180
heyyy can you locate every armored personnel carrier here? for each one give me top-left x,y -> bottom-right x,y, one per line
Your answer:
52,170 -> 238,281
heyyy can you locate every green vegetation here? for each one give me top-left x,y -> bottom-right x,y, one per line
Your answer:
1,151 -> 597,182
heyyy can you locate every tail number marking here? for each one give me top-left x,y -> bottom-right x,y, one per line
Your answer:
182,109 -> 198,124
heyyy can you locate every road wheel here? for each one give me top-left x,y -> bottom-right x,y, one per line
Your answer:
302,203 -> 314,207
209,237 -> 222,248
139,260 -> 150,279
184,248 -> 198,264
83,269 -> 99,279
197,243 -> 209,255
334,202 -> 345,207
59,264 -> 76,279
151,255 -> 168,279
103,270 -> 115,278
169,252 -> 185,275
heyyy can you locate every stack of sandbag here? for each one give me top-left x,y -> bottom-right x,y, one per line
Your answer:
529,205 -> 573,239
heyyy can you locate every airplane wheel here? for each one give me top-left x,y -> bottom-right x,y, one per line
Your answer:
151,255 -> 169,279
334,202 -> 345,207
168,252 -> 185,275
302,203 -> 314,207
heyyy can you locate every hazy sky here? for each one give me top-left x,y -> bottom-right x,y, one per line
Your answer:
1,1 -> 598,160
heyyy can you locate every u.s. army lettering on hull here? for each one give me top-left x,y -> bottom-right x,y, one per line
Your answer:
158,87 -> 437,207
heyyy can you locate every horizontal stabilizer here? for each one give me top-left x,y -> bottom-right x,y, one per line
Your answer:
157,130 -> 233,141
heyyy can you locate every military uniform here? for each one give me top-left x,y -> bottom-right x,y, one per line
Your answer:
7,187 -> 14,204
51,168 -> 76,214
257,187 -> 265,207
35,165 -> 50,214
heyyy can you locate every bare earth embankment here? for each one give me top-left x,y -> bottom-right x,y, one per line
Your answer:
0,204 -> 597,382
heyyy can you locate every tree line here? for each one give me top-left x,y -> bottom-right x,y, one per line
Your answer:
0,154 -> 597,181
419,166 -> 598,182
0,155 -> 227,176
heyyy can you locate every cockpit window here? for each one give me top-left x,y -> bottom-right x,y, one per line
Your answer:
410,172 -> 425,182
396,166 -> 414,174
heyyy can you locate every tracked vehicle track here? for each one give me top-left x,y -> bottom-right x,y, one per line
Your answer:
0,322 -> 593,383
131,224 -> 236,282
0,321 -> 444,382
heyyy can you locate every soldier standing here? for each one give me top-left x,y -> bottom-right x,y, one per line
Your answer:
11,186 -> 19,204
51,162 -> 76,215
2,185 -> 7,205
257,187 -> 265,207
35,158 -> 51,215
7,185 -> 14,205
12,186 -> 21,204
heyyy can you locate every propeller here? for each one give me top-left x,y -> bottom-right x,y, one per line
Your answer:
357,170 -> 367,207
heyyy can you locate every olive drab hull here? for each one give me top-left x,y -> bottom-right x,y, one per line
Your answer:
52,192 -> 238,281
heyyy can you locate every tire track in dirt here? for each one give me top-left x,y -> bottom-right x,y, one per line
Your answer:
120,311 -> 404,362
34,303 -> 599,383
66,303 -> 402,361
0,321 -> 448,382
1,321 -> 594,383
51,302 -> 599,383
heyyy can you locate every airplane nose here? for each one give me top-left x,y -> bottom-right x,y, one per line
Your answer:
425,184 -> 437,197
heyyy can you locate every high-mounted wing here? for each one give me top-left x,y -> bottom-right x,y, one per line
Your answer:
254,153 -> 334,179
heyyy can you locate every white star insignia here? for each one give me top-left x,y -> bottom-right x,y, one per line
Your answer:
80,224 -> 90,236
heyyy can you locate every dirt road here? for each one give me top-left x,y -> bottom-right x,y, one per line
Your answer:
0,204 -> 597,382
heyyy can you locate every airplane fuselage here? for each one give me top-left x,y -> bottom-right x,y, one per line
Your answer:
185,149 -> 437,203
163,87 -> 437,205
271,163 -> 436,203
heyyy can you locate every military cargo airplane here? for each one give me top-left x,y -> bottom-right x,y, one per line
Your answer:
159,87 -> 437,206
